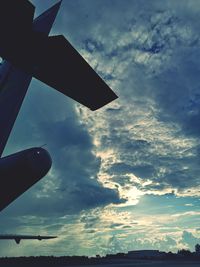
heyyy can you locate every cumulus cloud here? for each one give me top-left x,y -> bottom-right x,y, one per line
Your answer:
70,0 -> 200,199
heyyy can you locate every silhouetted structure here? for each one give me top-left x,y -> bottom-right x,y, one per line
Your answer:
1,245 -> 200,266
0,0 -> 118,213
0,251 -> 200,267
195,244 -> 200,254
0,234 -> 57,244
127,250 -> 165,259
178,249 -> 192,257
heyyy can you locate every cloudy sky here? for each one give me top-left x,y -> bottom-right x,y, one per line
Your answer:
1,0 -> 200,257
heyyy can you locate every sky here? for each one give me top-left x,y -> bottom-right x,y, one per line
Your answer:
0,0 -> 200,257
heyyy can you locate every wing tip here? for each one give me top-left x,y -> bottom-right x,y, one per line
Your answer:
90,94 -> 118,111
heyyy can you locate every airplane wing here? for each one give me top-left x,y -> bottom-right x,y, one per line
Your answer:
32,35 -> 118,111
0,235 -> 57,244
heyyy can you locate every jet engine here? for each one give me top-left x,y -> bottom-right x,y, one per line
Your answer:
0,147 -> 52,211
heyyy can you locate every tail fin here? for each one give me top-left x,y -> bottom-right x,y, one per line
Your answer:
32,1 -> 117,110
0,0 -> 117,112
33,1 -> 62,35
0,2 -> 62,157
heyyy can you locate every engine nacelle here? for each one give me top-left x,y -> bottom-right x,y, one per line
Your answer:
0,147 -> 52,211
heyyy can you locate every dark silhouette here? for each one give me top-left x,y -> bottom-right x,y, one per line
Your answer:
0,249 -> 200,267
0,234 -> 57,244
0,148 -> 52,211
195,244 -> 200,254
1,244 -> 200,266
0,0 -> 117,111
177,249 -> 192,257
0,0 -> 118,212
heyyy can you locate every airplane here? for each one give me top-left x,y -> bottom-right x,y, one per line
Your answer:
0,0 -> 118,213
0,234 -> 57,244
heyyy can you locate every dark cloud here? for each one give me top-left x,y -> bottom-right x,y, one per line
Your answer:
70,0 -> 200,198
150,47 -> 200,136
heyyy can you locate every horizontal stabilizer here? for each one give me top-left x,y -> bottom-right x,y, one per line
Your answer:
33,35 -> 118,110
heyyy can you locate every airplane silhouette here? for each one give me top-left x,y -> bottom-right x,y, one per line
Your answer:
0,0 -> 118,213
0,1 -> 118,244
0,234 -> 57,244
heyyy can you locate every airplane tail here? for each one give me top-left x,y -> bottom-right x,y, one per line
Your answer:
0,2 -> 62,157
32,0 -> 117,111
33,1 -> 62,35
0,1 -> 117,111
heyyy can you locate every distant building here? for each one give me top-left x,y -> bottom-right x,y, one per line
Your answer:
127,250 -> 164,259
195,244 -> 200,254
